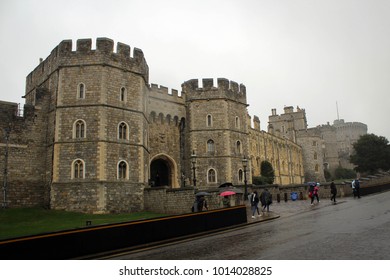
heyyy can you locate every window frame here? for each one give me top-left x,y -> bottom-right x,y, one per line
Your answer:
206,114 -> 213,127
120,87 -> 127,102
207,168 -> 217,183
73,119 -> 86,139
117,160 -> 129,180
77,83 -> 86,99
118,121 -> 129,140
207,139 -> 215,153
71,159 -> 85,179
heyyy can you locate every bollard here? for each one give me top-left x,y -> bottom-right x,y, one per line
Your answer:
284,193 -> 288,202
299,192 -> 303,200
277,193 -> 281,203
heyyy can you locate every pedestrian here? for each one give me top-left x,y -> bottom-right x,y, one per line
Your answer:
222,196 -> 231,208
192,196 -> 208,212
330,180 -> 337,204
352,178 -> 361,198
260,188 -> 272,215
191,198 -> 197,212
198,196 -> 208,211
309,182 -> 320,205
250,191 -> 260,218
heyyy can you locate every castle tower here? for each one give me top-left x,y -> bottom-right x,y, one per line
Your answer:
25,38 -> 150,213
268,106 -> 308,143
333,119 -> 367,170
296,128 -> 326,182
182,78 -> 250,187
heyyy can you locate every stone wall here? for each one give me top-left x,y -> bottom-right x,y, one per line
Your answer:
51,181 -> 144,213
144,187 -> 243,215
249,123 -> 304,185
0,92 -> 51,208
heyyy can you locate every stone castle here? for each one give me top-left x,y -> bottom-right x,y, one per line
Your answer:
0,38 -> 366,213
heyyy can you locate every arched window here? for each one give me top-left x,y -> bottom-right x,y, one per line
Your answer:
314,152 -> 318,160
118,161 -> 128,179
207,139 -> 215,153
208,169 -> 216,183
207,114 -> 213,127
74,120 -> 86,139
235,116 -> 240,128
315,164 -> 319,172
72,159 -> 85,179
238,169 -> 243,182
118,122 -> 128,140
236,140 -> 241,154
78,83 -> 85,99
120,87 -> 127,102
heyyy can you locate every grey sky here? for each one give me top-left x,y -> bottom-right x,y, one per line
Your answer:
1,0 -> 389,139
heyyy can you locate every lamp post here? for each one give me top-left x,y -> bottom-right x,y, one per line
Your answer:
242,156 -> 248,201
191,150 -> 197,187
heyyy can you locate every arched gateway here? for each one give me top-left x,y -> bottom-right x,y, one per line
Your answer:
150,154 -> 178,188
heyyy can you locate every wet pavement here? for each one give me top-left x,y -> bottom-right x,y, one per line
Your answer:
106,192 -> 390,259
245,197 -> 335,223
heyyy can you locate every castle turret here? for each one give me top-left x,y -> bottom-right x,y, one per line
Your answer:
182,78 -> 250,186
24,38 -> 151,213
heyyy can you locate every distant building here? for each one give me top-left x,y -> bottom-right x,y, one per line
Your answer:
268,107 -> 367,181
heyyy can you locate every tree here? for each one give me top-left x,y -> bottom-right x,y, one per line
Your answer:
334,166 -> 356,180
350,134 -> 390,173
324,169 -> 332,181
260,160 -> 275,184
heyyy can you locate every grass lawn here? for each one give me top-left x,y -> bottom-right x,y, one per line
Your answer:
0,207 -> 165,241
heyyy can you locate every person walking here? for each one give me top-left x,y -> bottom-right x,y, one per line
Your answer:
309,182 -> 320,205
196,196 -> 208,212
260,188 -> 272,215
250,191 -> 260,218
222,196 -> 231,208
330,180 -> 337,204
352,178 -> 361,198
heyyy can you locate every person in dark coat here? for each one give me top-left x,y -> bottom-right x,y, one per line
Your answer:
352,179 -> 361,198
260,189 -> 272,215
197,196 -> 208,211
330,180 -> 337,204
309,182 -> 320,205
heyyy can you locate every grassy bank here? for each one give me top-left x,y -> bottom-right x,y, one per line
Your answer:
0,207 -> 165,241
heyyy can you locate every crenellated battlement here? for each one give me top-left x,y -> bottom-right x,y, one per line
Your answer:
181,78 -> 247,104
182,78 -> 246,94
57,38 -> 146,61
26,38 -> 149,94
150,84 -> 180,97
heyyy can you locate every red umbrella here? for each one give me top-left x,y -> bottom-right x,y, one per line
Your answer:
219,191 -> 236,196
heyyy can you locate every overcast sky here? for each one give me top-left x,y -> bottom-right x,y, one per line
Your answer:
1,0 -> 389,139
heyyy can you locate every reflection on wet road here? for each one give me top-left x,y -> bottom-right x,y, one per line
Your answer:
109,191 -> 390,259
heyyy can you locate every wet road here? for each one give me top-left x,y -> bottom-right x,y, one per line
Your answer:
109,191 -> 390,259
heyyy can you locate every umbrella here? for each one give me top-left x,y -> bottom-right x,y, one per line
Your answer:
218,187 -> 244,194
218,182 -> 233,188
219,191 -> 236,196
195,191 -> 211,197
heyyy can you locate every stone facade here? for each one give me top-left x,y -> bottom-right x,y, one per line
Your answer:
4,37 -> 365,213
268,106 -> 367,181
